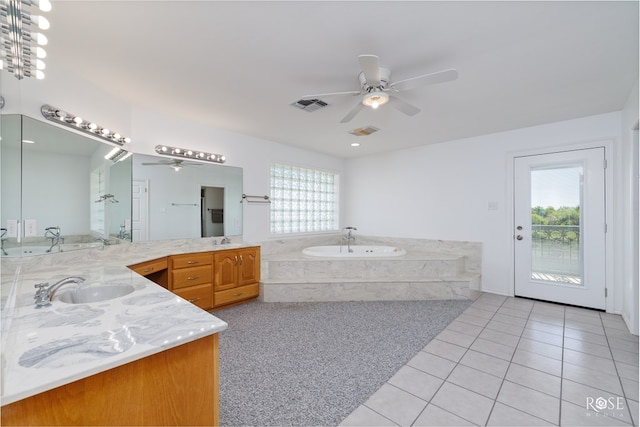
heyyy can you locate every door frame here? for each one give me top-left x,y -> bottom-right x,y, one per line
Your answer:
506,139 -> 615,312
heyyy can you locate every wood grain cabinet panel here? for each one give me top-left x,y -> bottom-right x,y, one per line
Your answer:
213,247 -> 261,309
171,265 -> 213,290
173,283 -> 214,310
0,335 -> 219,426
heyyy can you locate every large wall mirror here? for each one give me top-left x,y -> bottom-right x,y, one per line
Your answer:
1,115 -> 133,257
0,114 -> 243,258
132,154 -> 243,241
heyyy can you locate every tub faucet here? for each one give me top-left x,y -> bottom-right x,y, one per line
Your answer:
44,226 -> 62,253
1,228 -> 7,256
341,227 -> 357,253
34,276 -> 85,308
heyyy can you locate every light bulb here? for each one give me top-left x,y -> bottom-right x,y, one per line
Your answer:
36,59 -> 45,70
36,47 -> 46,58
36,0 -> 53,12
34,33 -> 48,46
371,101 -> 379,109
35,70 -> 44,79
33,15 -> 50,30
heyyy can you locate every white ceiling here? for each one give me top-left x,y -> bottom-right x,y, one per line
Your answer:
46,1 -> 638,158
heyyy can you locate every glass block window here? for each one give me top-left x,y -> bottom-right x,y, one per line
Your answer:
270,163 -> 339,234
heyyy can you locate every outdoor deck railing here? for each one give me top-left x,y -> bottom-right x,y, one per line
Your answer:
531,224 -> 581,277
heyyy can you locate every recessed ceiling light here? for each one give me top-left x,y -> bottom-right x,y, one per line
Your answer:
22,139 -> 35,144
350,142 -> 360,147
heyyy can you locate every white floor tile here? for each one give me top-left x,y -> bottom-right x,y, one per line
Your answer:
430,382 -> 494,426
363,383 -> 427,426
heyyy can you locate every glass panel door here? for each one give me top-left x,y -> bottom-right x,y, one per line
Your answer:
514,148 -> 605,309
530,165 -> 582,285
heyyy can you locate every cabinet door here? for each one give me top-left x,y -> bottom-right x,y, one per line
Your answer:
214,251 -> 238,291
238,247 -> 260,286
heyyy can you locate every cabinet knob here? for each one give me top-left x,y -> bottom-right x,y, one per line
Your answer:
187,260 -> 199,264
239,255 -> 243,265
187,276 -> 200,281
143,267 -> 154,273
232,292 -> 243,297
188,297 -> 201,303
234,255 -> 238,265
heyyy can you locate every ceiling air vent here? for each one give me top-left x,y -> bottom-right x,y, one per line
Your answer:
291,98 -> 328,112
349,126 -> 379,136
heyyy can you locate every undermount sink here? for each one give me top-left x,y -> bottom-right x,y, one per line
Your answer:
56,284 -> 135,304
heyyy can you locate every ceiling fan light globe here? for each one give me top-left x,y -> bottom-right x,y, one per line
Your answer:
362,91 -> 389,109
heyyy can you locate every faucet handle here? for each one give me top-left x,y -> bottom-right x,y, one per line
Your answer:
34,283 -> 51,307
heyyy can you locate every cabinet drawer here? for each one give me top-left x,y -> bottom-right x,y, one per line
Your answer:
172,266 -> 213,289
130,258 -> 168,276
171,253 -> 213,269
214,283 -> 259,307
173,283 -> 214,310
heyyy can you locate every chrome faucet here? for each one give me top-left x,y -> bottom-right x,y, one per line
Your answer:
45,226 -> 63,253
95,237 -> 111,246
117,224 -> 130,240
341,227 -> 357,253
1,228 -> 7,256
220,236 -> 231,244
34,276 -> 85,308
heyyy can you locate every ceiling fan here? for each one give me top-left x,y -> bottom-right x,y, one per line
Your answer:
141,159 -> 202,172
302,54 -> 458,123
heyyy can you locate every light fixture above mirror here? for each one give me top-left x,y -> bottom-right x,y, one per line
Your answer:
1,0 -> 51,80
41,104 -> 131,146
155,144 -> 226,164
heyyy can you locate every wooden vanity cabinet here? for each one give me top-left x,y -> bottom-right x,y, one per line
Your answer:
128,247 -> 260,311
169,252 -> 214,310
213,247 -> 260,309
129,257 -> 169,288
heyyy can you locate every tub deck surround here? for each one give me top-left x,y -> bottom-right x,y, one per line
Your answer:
260,235 -> 482,303
0,237 -> 255,406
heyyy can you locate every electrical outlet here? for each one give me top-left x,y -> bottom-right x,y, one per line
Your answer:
6,220 -> 18,238
24,219 -> 37,237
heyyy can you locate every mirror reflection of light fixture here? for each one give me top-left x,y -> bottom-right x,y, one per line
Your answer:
104,147 -> 132,163
362,90 -> 389,109
155,144 -> 226,164
1,0 -> 51,80
41,104 -> 132,146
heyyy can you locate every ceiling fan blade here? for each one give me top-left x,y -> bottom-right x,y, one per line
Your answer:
339,102 -> 365,123
301,90 -> 362,100
390,69 -> 458,92
141,162 -> 168,166
358,55 -> 381,87
388,95 -> 421,116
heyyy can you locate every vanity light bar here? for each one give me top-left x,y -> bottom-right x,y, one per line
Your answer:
155,145 -> 226,164
0,0 -> 51,80
40,104 -> 132,146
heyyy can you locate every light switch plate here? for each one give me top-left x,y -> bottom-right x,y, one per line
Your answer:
24,219 -> 37,237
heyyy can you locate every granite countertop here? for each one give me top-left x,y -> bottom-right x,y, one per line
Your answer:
0,238 -> 255,406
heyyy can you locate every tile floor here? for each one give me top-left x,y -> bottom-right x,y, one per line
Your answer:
340,293 -> 639,426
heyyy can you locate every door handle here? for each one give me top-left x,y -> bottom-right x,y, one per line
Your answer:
516,235 -> 524,240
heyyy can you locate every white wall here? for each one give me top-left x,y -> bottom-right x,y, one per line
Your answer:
345,112 -> 623,310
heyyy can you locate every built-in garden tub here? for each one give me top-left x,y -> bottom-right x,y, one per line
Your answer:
260,236 -> 482,303
302,245 -> 406,257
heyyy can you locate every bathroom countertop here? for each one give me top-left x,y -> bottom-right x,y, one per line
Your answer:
0,238 -> 256,406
